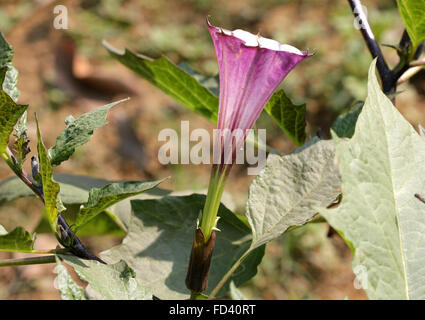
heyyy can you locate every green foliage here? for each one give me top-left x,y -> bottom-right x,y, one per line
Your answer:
264,90 -> 306,146
332,102 -> 363,138
246,138 -> 341,250
0,174 -> 112,205
321,60 -> 425,299
74,179 -> 166,230
0,33 -> 19,102
36,117 -> 63,232
101,194 -> 265,299
397,0 -> 425,53
54,257 -> 87,300
48,98 -> 128,166
12,110 -> 29,169
103,41 -> 218,121
0,67 -> 27,156
0,224 -> 35,252
60,255 -> 152,300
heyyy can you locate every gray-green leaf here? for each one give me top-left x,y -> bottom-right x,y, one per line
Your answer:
229,281 -> 248,300
321,59 -> 425,299
246,138 -> 341,250
100,194 -> 265,299
60,255 -> 152,300
0,33 -> 19,101
54,256 -> 86,300
48,98 -> 128,166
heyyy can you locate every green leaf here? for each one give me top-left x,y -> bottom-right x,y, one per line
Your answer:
264,90 -> 307,146
74,178 -> 166,230
0,174 -> 113,205
397,0 -> 425,52
178,62 -> 219,97
35,206 -> 125,237
48,98 -> 128,166
246,138 -> 341,250
100,194 -> 265,299
36,117 -> 62,232
12,111 -> 29,169
321,59 -> 425,299
0,225 -> 35,252
60,254 -> 152,300
103,41 -> 218,121
54,256 -> 86,300
0,33 -> 19,102
332,102 -> 363,138
0,68 -> 27,155
0,173 -> 169,236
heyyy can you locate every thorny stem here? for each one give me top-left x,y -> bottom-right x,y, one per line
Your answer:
1,147 -> 105,264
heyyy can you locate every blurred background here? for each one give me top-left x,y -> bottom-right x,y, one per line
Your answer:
0,0 -> 423,299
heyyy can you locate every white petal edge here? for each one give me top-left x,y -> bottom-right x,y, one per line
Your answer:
209,23 -> 304,55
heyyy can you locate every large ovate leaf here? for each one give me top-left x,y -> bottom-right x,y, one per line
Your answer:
60,255 -> 152,300
397,0 -> 425,52
100,194 -> 265,299
0,224 -> 35,252
54,257 -> 86,300
48,98 -> 128,166
0,33 -> 19,101
264,89 -> 307,146
246,138 -> 341,250
103,41 -> 218,121
36,117 -> 62,232
321,60 -> 425,300
0,68 -> 27,155
74,179 -> 166,230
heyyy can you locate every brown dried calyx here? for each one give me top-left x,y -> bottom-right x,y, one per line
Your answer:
185,228 -> 217,293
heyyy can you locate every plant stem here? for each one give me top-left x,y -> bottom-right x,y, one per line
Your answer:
199,166 -> 228,242
1,147 -> 104,263
208,249 -> 250,299
0,248 -> 70,255
0,255 -> 56,267
348,0 -> 394,94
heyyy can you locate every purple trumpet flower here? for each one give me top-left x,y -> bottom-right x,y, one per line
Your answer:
186,20 -> 310,295
208,19 -> 310,169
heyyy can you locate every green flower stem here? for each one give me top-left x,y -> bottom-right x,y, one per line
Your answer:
199,165 -> 228,242
0,255 -> 56,267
